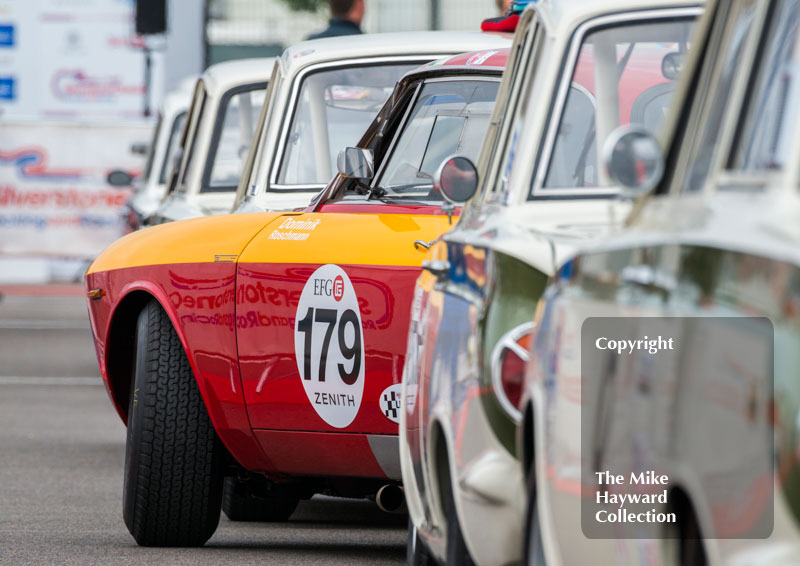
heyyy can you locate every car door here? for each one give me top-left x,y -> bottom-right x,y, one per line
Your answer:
235,74 -> 502,477
235,206 -> 451,436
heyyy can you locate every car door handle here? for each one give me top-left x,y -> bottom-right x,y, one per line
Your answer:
414,239 -> 431,251
421,259 -> 450,278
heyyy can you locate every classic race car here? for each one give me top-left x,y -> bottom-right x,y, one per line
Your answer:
524,0 -> 800,563
122,76 -> 194,230
399,1 -> 700,565
84,44 -> 509,546
232,31 -> 509,214
148,58 -> 272,224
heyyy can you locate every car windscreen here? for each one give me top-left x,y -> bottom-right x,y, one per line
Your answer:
375,78 -> 499,201
204,85 -> 267,193
535,16 -> 696,194
277,62 -> 420,187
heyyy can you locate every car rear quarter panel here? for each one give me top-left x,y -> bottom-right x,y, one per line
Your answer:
86,213 -> 281,471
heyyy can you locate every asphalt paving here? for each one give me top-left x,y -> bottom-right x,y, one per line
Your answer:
0,292 -> 406,565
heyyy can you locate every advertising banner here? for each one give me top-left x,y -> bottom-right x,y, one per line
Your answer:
0,0 -> 163,121
0,0 -> 161,271
0,122 -> 151,258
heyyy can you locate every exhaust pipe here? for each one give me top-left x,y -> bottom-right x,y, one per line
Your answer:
376,484 -> 406,514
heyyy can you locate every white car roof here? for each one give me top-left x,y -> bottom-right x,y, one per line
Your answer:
534,0 -> 701,37
201,57 -> 275,96
279,31 -> 511,77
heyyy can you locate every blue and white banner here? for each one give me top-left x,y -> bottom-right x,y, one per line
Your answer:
0,122 -> 151,258
0,0 -> 163,121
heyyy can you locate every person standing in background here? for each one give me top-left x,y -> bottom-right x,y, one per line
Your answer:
306,0 -> 365,40
495,0 -> 512,14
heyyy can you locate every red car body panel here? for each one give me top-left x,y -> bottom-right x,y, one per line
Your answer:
85,57 -> 506,483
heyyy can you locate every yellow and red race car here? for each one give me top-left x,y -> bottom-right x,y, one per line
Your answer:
85,47 -> 509,546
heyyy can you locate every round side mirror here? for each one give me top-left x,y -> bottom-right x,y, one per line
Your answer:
107,169 -> 134,188
603,126 -> 664,196
661,52 -> 685,81
434,155 -> 478,204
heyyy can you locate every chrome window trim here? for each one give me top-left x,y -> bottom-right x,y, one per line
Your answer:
173,81 -> 207,195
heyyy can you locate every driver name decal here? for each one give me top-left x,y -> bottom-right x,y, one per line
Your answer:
268,217 -> 322,241
294,264 -> 365,428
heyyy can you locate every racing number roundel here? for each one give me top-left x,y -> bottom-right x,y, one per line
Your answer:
294,264 -> 365,428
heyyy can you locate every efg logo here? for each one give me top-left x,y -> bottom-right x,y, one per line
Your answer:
313,276 -> 345,300
51,69 -> 144,101
333,276 -> 344,302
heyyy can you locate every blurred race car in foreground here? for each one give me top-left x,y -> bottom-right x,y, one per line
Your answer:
400,1 -> 700,564
524,0 -> 800,563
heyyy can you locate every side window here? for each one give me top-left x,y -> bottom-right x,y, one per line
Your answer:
159,111 -> 187,185
679,1 -> 758,192
537,16 -> 696,194
204,86 -> 266,193
730,0 -> 800,173
418,115 -> 467,174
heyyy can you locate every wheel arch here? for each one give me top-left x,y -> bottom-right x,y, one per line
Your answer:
104,283 -> 199,424
105,289 -> 157,423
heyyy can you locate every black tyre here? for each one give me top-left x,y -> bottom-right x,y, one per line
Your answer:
663,505 -> 708,566
445,491 -> 476,566
524,492 -> 547,566
222,476 -> 299,522
407,517 -> 435,566
123,300 -> 225,546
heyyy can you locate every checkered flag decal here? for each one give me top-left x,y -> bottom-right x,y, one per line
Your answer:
383,391 -> 401,421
